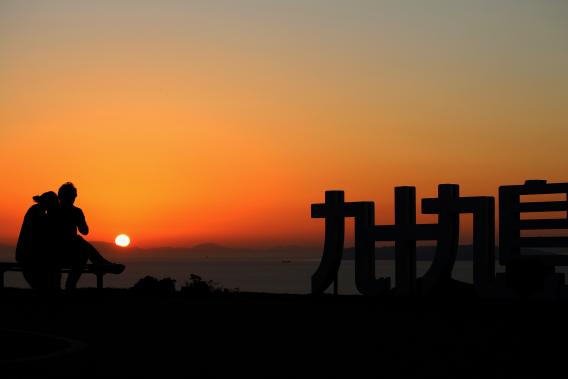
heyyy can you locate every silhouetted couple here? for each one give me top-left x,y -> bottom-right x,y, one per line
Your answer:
15,182 -> 124,291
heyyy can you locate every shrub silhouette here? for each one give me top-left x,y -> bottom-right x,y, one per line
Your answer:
131,276 -> 176,293
180,274 -> 235,296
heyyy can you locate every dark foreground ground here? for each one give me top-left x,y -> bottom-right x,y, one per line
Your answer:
1,288 -> 567,378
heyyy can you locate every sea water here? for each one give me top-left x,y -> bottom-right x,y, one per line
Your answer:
3,258 -> 510,294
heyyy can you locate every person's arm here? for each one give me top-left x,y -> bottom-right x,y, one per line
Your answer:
75,207 -> 89,235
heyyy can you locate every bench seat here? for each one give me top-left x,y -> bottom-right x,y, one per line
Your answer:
0,262 -> 125,289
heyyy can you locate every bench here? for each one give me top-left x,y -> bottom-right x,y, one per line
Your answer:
0,262 -> 125,289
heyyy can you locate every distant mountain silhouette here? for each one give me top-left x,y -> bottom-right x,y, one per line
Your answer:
190,243 -> 232,252
87,242 -> 323,262
0,241 -> 558,262
341,245 -> 468,261
342,245 -> 563,261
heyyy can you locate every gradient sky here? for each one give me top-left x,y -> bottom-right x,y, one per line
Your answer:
1,1 -> 567,248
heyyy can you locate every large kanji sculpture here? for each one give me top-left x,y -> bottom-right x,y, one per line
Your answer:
312,179 -> 568,298
311,184 -> 496,296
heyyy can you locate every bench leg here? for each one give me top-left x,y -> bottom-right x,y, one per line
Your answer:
96,274 -> 104,290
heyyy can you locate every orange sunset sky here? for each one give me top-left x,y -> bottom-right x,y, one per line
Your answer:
1,1 -> 567,248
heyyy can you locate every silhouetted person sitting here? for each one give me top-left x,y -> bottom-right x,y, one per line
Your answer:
56,182 -> 124,290
15,191 -> 61,290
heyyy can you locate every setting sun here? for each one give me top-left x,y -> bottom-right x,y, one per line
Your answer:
115,234 -> 131,248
